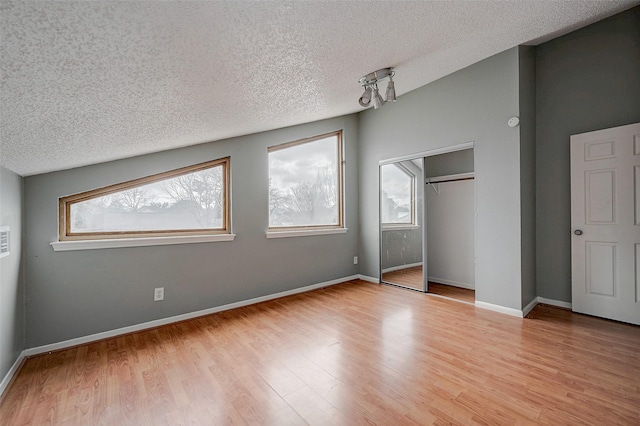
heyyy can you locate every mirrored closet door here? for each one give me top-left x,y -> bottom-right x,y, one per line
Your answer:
380,158 -> 425,291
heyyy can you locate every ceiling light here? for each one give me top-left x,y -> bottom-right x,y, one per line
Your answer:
385,77 -> 396,103
359,86 -> 372,107
358,67 -> 396,109
372,85 -> 385,109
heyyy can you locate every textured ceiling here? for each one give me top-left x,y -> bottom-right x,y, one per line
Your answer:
1,1 -> 637,176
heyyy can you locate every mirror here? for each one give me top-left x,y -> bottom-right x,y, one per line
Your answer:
380,159 -> 424,291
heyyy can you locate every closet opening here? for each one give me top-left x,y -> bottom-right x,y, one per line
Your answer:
379,144 -> 475,304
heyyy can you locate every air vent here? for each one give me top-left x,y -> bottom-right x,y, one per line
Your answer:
0,227 -> 10,258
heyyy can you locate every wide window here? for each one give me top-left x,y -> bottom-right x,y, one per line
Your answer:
381,163 -> 415,226
59,158 -> 230,241
268,131 -> 343,230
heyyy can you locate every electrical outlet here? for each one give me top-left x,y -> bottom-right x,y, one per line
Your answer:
353,256 -> 358,265
154,287 -> 164,301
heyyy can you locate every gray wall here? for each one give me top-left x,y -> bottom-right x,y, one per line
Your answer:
359,47 -> 526,310
536,7 -> 640,302
426,179 -> 475,289
0,167 -> 24,382
519,46 -> 537,307
24,115 -> 359,348
424,149 -> 474,178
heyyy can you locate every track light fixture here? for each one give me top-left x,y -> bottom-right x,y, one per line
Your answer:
358,68 -> 396,109
358,86 -> 372,107
372,85 -> 384,109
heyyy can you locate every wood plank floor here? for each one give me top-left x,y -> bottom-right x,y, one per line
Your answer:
428,282 -> 475,304
383,266 -> 475,304
382,266 -> 423,291
1,280 -> 639,425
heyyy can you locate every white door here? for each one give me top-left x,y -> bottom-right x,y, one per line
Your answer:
571,122 -> 640,325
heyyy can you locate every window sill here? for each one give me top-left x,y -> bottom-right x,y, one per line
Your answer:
51,234 -> 236,252
382,225 -> 420,232
266,228 -> 348,239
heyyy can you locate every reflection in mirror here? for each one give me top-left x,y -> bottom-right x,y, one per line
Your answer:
380,159 -> 424,291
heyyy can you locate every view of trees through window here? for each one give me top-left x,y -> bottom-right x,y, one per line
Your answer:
381,163 -> 414,225
269,132 -> 342,228
64,159 -> 228,237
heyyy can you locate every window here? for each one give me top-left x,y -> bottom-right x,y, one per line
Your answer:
381,163 -> 415,226
268,131 -> 343,230
59,158 -> 230,241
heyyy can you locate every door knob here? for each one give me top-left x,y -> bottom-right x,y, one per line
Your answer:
574,229 -> 583,236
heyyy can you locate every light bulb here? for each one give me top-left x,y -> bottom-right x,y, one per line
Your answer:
372,86 -> 384,109
385,79 -> 396,102
359,86 -> 372,107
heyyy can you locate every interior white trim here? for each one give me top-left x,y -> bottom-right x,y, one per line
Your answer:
537,297 -> 572,309
0,350 -> 25,398
379,141 -> 474,165
475,300 -> 524,318
266,228 -> 348,239
470,297 -> 572,320
51,233 -> 236,251
426,292 -> 475,306
426,172 -> 474,184
382,262 -> 423,273
381,224 -> 420,231
357,274 -> 380,283
522,298 -> 538,317
24,275 -> 359,357
428,277 -> 475,290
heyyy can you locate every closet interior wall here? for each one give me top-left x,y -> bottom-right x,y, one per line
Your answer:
424,149 -> 475,291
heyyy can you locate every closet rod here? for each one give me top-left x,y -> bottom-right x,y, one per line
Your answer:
426,177 -> 474,185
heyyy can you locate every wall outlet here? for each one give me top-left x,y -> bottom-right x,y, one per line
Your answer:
353,256 -> 358,265
154,287 -> 164,301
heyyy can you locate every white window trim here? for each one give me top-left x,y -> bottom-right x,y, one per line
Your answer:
51,233 -> 236,252
266,228 -> 348,239
381,224 -> 420,231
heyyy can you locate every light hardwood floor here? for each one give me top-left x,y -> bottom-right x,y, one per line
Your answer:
1,280 -> 639,425
383,266 -> 475,304
428,282 -> 475,304
382,266 -> 424,291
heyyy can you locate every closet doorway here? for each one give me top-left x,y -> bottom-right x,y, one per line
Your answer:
380,144 -> 476,304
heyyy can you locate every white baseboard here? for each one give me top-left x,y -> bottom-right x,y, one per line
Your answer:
537,297 -> 572,309
0,350 -> 26,398
475,300 -> 524,318
427,277 -> 475,290
522,298 -> 538,317
357,274 -> 379,283
475,296 -> 572,320
381,262 -> 422,273
426,292 -> 475,306
25,275 -> 359,357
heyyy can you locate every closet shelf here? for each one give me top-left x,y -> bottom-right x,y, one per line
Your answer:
425,172 -> 474,184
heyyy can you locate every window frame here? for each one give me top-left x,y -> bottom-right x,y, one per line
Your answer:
381,162 -> 416,228
267,130 -> 344,232
58,157 -> 231,241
